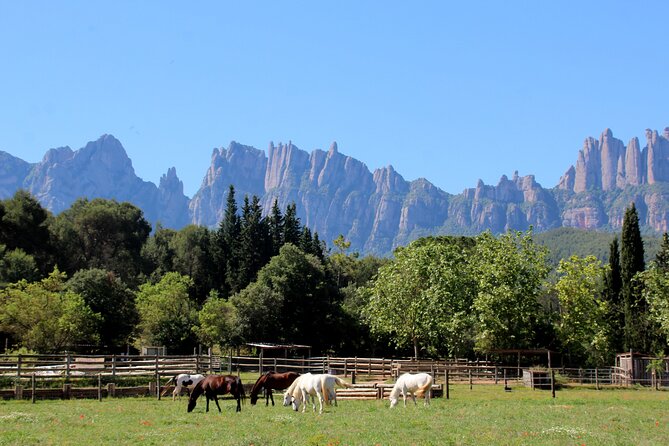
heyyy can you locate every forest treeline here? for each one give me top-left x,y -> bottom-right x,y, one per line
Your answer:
2,188 -> 669,367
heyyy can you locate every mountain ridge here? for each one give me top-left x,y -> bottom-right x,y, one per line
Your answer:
2,127 -> 669,254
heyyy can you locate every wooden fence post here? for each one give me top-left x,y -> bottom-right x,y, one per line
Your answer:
31,374 -> 36,404
15,384 -> 23,401
445,370 -> 450,400
156,373 -> 161,400
63,383 -> 71,400
595,368 -> 599,390
344,358 -> 348,377
495,366 -> 498,385
368,357 -> 372,377
195,354 -> 200,374
273,358 -> 277,372
469,369 -> 472,390
351,371 -> 356,385
551,369 -> 555,398
98,374 -> 102,402
112,354 -> 116,378
65,352 -> 71,381
17,354 -> 22,379
107,382 -> 116,398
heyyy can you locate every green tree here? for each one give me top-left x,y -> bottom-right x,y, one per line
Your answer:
366,238 -> 476,359
621,203 -> 647,351
51,198 -> 151,284
555,255 -> 611,366
141,225 -> 176,280
267,199 -> 284,257
283,203 -> 301,247
231,244 -> 336,351
194,291 -> 240,349
219,185 -> 241,295
655,233 -> 669,271
0,248 -> 39,284
603,236 -> 624,352
67,269 -> 137,352
237,195 -> 270,290
170,225 -> 216,304
641,265 -> 669,349
0,269 -> 100,352
471,230 -> 550,352
135,272 -> 198,354
0,190 -> 53,275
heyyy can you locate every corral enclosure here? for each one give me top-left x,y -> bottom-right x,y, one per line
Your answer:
1,352 -> 665,402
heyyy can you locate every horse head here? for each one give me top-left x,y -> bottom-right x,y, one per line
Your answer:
282,391 -> 293,407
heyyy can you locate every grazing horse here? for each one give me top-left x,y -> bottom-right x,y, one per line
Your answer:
163,373 -> 206,400
389,372 -> 433,408
250,371 -> 300,406
187,375 -> 246,413
283,373 -> 352,414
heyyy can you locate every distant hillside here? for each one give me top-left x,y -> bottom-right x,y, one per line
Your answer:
535,227 -> 662,266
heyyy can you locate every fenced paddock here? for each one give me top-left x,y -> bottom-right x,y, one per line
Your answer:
1,353 -> 662,401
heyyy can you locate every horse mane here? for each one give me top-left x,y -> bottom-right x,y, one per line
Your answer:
249,373 -> 267,398
187,379 -> 206,412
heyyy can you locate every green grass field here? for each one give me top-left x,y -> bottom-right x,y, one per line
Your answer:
1,384 -> 668,445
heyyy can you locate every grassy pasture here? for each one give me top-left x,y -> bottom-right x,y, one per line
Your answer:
1,384 -> 668,445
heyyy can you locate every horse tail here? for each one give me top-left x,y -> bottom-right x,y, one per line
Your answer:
321,376 -> 329,403
236,376 -> 246,404
415,375 -> 433,398
333,376 -> 353,388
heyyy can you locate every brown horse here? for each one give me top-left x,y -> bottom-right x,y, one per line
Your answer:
187,375 -> 246,413
249,371 -> 300,406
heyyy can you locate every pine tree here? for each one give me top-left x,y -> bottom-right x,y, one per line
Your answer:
221,185 -> 241,295
267,199 -> 284,256
236,195 -> 269,290
283,202 -> 301,247
655,232 -> 669,272
603,236 -> 623,352
621,203 -> 646,352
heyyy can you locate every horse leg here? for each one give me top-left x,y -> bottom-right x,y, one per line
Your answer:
269,389 -> 274,406
172,385 -> 179,401
411,392 -> 417,406
205,395 -> 210,413
213,395 -> 222,413
236,393 -> 241,413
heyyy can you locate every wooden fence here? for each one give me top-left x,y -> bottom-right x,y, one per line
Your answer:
1,353 -> 657,400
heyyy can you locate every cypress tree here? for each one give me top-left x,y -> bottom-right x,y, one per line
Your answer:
603,236 -> 623,352
620,203 -> 646,352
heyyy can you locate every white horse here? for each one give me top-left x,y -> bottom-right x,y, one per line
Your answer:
389,372 -> 433,408
163,373 -> 206,400
283,373 -> 352,413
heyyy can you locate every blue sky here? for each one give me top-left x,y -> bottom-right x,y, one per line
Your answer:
1,1 -> 668,197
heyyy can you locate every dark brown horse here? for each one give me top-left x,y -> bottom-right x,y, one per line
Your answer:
250,371 -> 300,406
187,375 -> 245,413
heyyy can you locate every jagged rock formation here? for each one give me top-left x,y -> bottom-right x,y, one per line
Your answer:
3,127 -> 669,254
1,135 -> 190,229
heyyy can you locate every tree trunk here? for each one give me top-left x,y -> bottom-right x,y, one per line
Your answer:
413,338 -> 418,360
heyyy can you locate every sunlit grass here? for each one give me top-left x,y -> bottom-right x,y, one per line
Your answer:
1,384 -> 668,445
